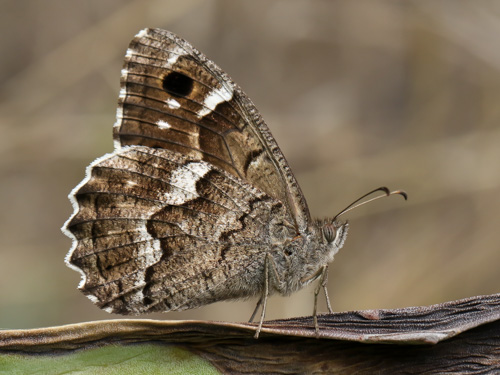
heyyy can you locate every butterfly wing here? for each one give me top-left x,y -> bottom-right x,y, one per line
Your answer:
64,29 -> 308,314
115,28 -> 310,230
66,146 -> 291,313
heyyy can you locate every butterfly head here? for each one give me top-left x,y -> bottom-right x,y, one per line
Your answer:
322,220 -> 348,245
310,187 -> 406,267
316,219 -> 349,264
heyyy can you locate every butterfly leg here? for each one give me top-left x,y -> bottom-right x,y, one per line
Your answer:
254,253 -> 280,339
313,265 -> 330,337
322,266 -> 333,314
249,296 -> 263,323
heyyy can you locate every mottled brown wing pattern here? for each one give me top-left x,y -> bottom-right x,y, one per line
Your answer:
66,146 -> 292,314
62,28 -> 403,337
63,28 -> 321,318
114,28 -> 310,230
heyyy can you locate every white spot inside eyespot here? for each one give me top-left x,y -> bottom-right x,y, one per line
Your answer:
166,98 -> 180,109
165,162 -> 211,205
157,120 -> 171,129
197,85 -> 234,118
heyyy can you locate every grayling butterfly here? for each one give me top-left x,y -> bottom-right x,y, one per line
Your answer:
63,28 -> 405,338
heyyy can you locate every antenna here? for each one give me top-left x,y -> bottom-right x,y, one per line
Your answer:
333,187 -> 407,221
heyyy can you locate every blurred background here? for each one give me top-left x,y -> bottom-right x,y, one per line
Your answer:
1,0 -> 499,329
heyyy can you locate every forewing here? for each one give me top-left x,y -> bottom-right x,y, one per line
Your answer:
115,28 -> 310,230
64,147 -> 289,314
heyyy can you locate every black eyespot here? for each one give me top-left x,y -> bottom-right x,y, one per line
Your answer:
162,72 -> 193,97
285,249 -> 293,256
323,224 -> 336,243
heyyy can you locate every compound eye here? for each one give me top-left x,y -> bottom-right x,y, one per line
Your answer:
323,223 -> 337,243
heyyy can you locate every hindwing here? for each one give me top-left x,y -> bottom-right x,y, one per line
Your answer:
65,147 -> 291,313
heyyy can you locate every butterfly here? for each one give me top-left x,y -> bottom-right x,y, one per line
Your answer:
63,28 -> 405,338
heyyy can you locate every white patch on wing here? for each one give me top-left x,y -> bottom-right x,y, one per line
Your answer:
166,98 -> 180,109
113,138 -> 121,150
248,154 -> 264,170
165,162 -> 211,205
115,106 -> 123,122
157,120 -> 171,129
166,45 -> 186,66
123,221 -> 162,310
87,295 -> 99,304
197,84 -> 234,118
125,48 -> 135,58
113,107 -> 123,149
119,88 -> 127,100
136,224 -> 162,268
135,29 -> 148,38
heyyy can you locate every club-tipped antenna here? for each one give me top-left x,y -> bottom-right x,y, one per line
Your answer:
333,187 -> 407,221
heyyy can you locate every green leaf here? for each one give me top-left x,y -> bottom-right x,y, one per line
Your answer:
0,344 -> 220,375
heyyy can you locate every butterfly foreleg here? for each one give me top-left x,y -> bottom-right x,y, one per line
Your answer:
253,253 -> 281,339
313,265 -> 331,337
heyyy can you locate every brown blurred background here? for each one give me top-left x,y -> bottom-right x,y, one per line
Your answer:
1,0 -> 499,329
